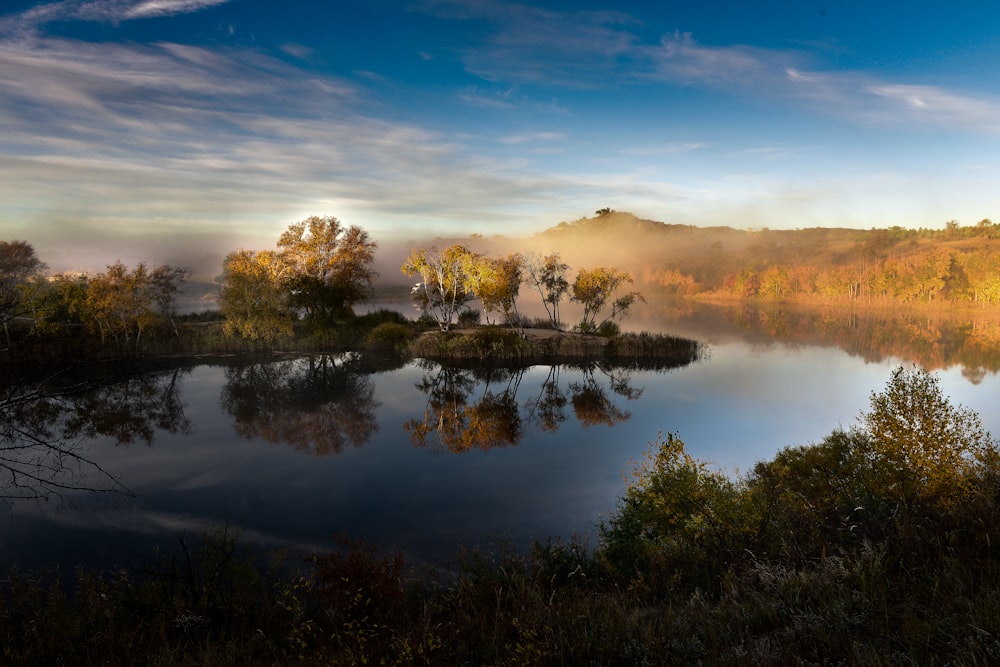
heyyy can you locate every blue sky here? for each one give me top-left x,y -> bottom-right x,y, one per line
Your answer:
3,0 -> 1000,272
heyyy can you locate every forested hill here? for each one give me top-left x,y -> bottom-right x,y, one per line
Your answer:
529,211 -> 1000,307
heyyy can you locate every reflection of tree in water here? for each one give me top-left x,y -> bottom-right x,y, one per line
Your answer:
716,303 -> 1000,381
1,364 -> 194,500
405,363 -> 523,453
62,368 -> 191,445
524,365 -> 567,432
569,363 -> 642,428
407,361 -> 645,451
220,354 -> 378,455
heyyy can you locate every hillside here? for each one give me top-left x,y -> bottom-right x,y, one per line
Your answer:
524,211 -> 1000,307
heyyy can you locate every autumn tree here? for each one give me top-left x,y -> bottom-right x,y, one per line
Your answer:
0,240 -> 46,343
149,264 -> 188,337
83,261 -> 159,345
859,365 -> 999,509
19,273 -> 87,335
525,253 -> 570,330
405,365 -> 524,452
571,266 -> 643,332
465,253 -> 524,327
402,245 -> 478,331
277,216 -> 378,324
219,249 -> 295,342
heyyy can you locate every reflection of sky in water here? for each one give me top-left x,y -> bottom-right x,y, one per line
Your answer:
3,330 -> 1000,573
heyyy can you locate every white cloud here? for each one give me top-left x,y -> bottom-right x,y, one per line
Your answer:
498,132 -> 565,145
126,0 -> 229,19
426,2 -> 1000,135
0,31 -> 569,270
4,0 -> 231,31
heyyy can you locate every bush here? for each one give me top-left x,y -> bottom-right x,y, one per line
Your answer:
600,433 -> 745,594
457,308 -> 481,328
364,322 -> 414,354
597,320 -> 620,337
357,308 -> 410,328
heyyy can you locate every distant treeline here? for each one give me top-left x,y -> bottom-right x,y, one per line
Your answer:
609,217 -> 1000,306
524,211 -> 1000,307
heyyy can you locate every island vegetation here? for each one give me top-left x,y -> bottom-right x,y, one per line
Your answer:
0,214 -> 697,367
2,366 -> 1000,664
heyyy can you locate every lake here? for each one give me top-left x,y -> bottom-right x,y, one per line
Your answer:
3,301 -> 1000,573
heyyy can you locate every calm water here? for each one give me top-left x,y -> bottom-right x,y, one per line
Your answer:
3,302 -> 1000,571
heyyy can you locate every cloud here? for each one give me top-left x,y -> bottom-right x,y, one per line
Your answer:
0,30 -> 568,270
3,0 -> 230,32
862,83 -> 1000,132
425,2 -> 1000,135
422,0 -> 639,88
643,31 -> 789,88
126,0 -> 229,19
498,132 -> 565,145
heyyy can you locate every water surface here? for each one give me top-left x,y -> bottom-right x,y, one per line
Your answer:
3,302 -> 999,571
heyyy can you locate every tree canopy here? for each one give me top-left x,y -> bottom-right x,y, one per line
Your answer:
277,216 -> 378,324
402,245 -> 478,331
0,240 -> 46,343
571,266 -> 644,332
219,215 -> 378,341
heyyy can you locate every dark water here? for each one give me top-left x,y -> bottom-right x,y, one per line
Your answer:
3,302 -> 1000,572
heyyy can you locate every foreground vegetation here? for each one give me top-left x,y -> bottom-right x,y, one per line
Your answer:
3,366 -> 999,665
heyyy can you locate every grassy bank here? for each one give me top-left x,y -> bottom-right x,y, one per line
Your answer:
408,326 -> 705,366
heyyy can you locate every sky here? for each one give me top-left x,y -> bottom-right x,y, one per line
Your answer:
4,0 -> 1000,274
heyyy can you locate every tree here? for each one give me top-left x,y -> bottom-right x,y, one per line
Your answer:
600,432 -> 741,589
859,365 -> 999,509
219,249 -> 295,342
149,264 -> 188,337
465,253 -> 524,327
571,266 -> 643,332
83,261 -> 158,345
402,245 -> 477,331
20,273 -> 87,335
277,216 -> 378,323
525,253 -> 570,330
0,240 -> 46,344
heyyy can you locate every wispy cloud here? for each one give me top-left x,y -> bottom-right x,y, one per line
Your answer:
498,132 -> 565,145
0,29 -> 567,270
424,0 -> 639,88
642,31 -> 790,88
427,1 -> 1000,135
126,0 -> 229,19
4,0 -> 230,31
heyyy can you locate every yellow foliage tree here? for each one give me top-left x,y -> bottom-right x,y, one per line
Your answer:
219,249 -> 295,342
860,365 -> 999,509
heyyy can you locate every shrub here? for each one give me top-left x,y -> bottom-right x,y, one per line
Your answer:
599,433 -> 746,594
457,308 -> 481,328
357,308 -> 410,328
597,320 -> 620,337
364,322 -> 414,354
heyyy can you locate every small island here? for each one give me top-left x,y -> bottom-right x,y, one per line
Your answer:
1,215 -> 706,370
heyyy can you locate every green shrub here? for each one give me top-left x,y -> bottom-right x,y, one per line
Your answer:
364,322 -> 414,353
597,320 -> 620,337
599,432 -> 746,594
457,308 -> 481,328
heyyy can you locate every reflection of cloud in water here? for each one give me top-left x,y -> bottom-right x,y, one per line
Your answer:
27,508 -> 333,558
